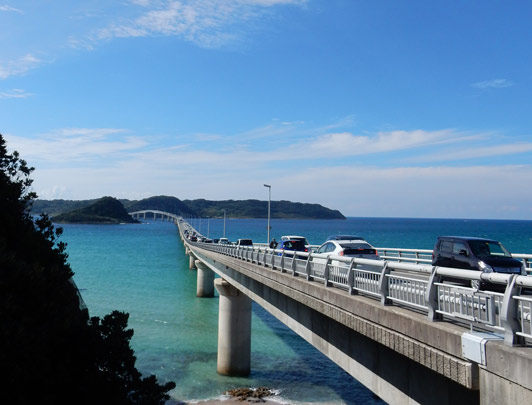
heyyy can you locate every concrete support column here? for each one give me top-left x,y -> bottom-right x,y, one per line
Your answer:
214,278 -> 251,376
196,260 -> 215,297
189,254 -> 196,270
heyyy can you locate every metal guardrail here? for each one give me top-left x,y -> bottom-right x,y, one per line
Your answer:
178,219 -> 532,346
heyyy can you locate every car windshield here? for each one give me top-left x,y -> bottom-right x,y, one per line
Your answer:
340,242 -> 375,255
468,240 -> 512,258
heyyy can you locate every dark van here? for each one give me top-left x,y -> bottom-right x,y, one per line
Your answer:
432,236 -> 524,289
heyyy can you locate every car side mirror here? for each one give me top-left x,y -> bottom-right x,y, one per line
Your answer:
459,249 -> 468,257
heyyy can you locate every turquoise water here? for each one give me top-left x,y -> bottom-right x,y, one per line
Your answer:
62,217 -> 532,404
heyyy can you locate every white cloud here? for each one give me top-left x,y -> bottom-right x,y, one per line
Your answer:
472,78 -> 514,89
0,5 -> 22,13
0,88 -> 33,99
0,54 -> 42,79
5,128 -> 147,163
94,0 -> 307,48
414,142 -> 532,162
290,129 -> 478,159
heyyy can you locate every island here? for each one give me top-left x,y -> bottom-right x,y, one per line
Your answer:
52,196 -> 138,224
33,195 -> 346,221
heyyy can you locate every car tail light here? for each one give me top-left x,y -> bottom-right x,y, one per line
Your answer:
339,250 -> 344,256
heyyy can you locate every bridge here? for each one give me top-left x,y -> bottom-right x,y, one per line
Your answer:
131,210 -> 532,404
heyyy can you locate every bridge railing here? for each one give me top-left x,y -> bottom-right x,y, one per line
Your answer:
178,221 -> 532,346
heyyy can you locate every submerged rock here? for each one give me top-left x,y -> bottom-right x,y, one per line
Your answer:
224,387 -> 274,402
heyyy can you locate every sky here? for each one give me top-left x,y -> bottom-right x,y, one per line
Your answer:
1,0 -> 532,219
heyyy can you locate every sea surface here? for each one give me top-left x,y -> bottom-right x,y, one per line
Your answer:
61,217 -> 532,404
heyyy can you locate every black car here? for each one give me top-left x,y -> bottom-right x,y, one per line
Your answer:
432,236 -> 524,289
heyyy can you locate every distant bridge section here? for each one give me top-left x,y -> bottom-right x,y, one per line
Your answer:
129,210 -> 180,223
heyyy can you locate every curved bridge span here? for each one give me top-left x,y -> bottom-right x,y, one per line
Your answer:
129,210 -> 180,223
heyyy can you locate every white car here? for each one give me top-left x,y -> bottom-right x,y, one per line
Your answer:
313,239 -> 381,271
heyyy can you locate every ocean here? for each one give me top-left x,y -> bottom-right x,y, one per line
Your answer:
61,217 -> 532,404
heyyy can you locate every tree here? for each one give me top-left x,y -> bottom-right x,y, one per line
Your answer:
0,134 -> 175,404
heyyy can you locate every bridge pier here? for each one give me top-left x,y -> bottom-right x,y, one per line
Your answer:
214,278 -> 251,376
196,260 -> 215,297
189,254 -> 196,270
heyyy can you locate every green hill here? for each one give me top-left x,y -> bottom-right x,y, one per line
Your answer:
183,199 -> 346,219
52,197 -> 138,224
35,195 -> 345,220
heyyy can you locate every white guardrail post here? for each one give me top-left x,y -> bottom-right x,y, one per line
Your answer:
324,257 -> 332,287
378,261 -> 391,305
425,266 -> 443,321
347,259 -> 357,295
279,250 -> 285,271
305,253 -> 312,281
500,275 -> 525,346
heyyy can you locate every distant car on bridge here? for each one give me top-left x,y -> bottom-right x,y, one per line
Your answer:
236,239 -> 253,247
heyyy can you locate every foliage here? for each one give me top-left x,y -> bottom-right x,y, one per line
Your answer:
0,134 -> 175,404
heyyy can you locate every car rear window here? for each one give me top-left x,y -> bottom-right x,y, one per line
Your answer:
340,242 -> 375,255
282,240 -> 305,250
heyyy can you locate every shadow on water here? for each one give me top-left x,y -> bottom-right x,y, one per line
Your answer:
251,303 -> 385,404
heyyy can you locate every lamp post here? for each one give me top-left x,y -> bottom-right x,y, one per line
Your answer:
223,209 -> 226,238
264,184 -> 271,244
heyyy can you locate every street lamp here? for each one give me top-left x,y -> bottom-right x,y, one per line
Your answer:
223,209 -> 226,238
264,184 -> 271,244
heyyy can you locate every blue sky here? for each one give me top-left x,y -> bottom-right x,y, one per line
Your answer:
1,1 -> 532,219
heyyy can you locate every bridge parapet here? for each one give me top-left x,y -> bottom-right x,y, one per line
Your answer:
184,240 -> 532,347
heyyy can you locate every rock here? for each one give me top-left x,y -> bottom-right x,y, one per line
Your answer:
224,387 -> 274,402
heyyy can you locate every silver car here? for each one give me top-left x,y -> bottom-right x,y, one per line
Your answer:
313,239 -> 381,271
